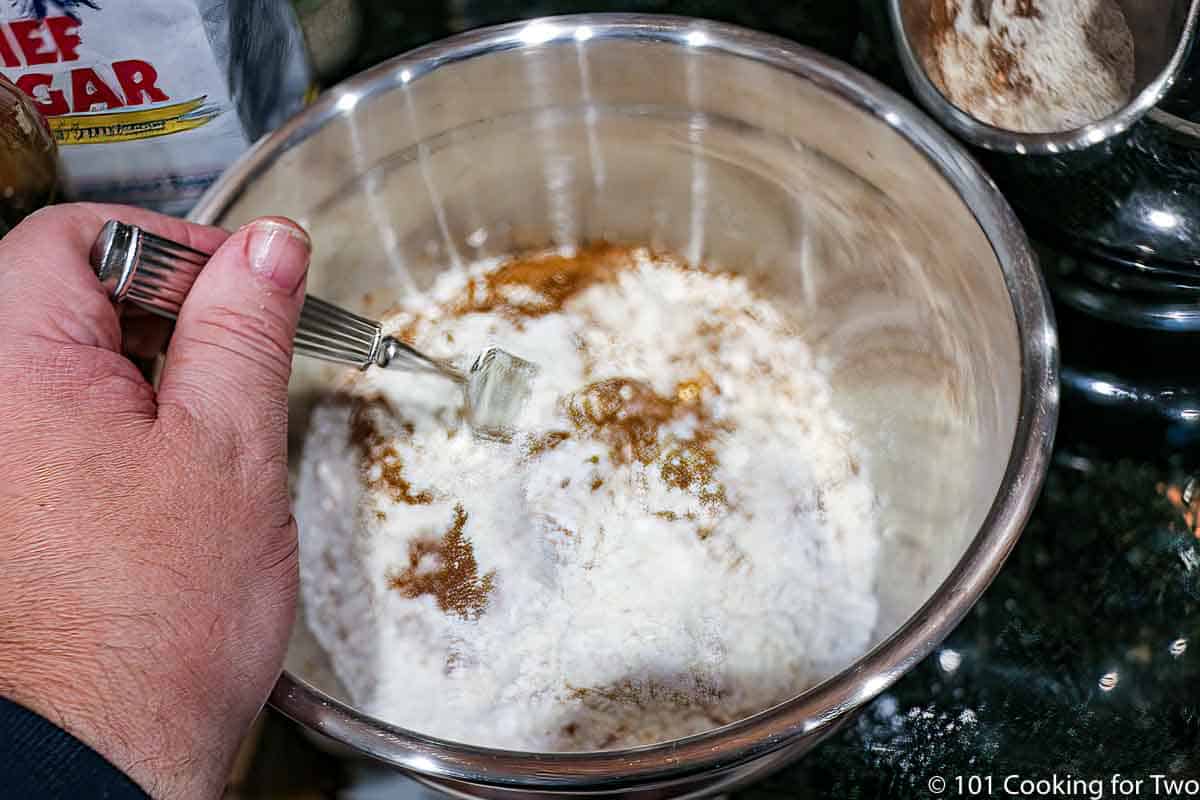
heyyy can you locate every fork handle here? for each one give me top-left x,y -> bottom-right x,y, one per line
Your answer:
89,219 -> 446,375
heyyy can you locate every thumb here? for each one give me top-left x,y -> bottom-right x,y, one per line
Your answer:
156,217 -> 310,447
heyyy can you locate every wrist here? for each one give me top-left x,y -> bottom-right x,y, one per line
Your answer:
0,596 -> 242,800
0,695 -> 149,800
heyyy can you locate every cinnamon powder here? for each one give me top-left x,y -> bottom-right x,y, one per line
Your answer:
350,399 -> 432,506
562,374 -> 729,510
455,243 -> 631,320
386,504 -> 495,620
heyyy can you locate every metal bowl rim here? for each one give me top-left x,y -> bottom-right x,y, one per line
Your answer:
191,13 -> 1058,789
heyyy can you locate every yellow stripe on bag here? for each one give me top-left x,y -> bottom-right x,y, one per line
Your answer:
49,97 -> 217,145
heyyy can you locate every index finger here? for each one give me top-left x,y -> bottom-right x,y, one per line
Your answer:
0,203 -> 229,353
73,202 -> 229,255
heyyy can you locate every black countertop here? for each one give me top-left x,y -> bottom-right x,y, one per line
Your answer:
748,456 -> 1200,796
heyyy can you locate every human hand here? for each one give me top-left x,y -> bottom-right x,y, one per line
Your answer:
0,203 -> 311,799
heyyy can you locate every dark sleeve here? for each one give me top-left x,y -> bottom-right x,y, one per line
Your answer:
0,695 -> 149,800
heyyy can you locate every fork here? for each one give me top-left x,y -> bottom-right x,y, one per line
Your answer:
88,220 -> 539,441
89,219 -> 460,379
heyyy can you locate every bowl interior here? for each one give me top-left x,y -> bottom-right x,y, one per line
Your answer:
203,21 -> 1020,748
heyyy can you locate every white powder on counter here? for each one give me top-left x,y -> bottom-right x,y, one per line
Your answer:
295,246 -> 882,751
929,0 -> 1134,133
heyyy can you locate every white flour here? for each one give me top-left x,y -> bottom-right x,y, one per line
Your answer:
930,0 -> 1134,133
295,247 -> 881,751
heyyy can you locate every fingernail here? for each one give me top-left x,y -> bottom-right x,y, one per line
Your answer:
246,218 -> 311,293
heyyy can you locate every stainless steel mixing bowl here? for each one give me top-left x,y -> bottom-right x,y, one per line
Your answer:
190,14 -> 1057,798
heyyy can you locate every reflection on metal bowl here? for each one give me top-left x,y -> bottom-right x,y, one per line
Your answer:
191,14 -> 1057,798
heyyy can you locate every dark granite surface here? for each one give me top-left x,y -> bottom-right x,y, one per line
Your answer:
745,455 -> 1200,796
248,2 -> 1200,795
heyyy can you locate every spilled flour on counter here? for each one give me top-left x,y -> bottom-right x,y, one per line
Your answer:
928,0 -> 1135,132
295,245 -> 882,751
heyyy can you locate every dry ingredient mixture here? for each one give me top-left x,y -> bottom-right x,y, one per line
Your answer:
927,0 -> 1135,132
295,245 -> 882,751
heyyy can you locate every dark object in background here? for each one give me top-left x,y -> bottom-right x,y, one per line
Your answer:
448,0 -> 856,57
227,0 -> 315,140
0,74 -> 57,235
295,0 -> 859,85
979,59 -> 1200,461
293,0 -> 363,80
296,0 -> 452,82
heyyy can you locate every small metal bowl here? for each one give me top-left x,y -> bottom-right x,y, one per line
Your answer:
889,0 -> 1200,156
191,14 -> 1057,798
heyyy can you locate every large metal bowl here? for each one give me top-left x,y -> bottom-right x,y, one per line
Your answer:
191,14 -> 1057,798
